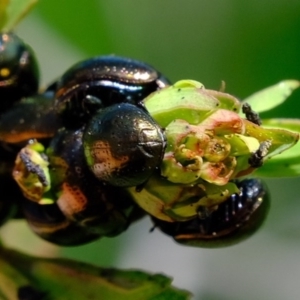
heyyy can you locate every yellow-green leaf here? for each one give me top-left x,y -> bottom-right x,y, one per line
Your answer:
254,118 -> 300,177
1,0 -> 38,32
242,80 -> 300,113
244,119 -> 299,159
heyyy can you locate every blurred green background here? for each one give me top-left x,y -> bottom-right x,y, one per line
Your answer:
2,1 -> 300,299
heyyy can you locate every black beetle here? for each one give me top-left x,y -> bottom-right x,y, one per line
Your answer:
22,199 -> 101,246
0,86 -> 61,144
83,102 -> 166,187
0,32 -> 39,112
18,129 -> 145,246
55,55 -> 170,128
152,178 -> 270,248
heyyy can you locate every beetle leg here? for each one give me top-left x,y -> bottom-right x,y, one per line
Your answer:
82,94 -> 103,113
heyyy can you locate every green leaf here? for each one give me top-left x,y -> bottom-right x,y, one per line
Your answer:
243,119 -> 299,159
253,118 -> 300,177
0,254 -> 34,299
0,247 -> 191,300
1,0 -> 38,31
0,0 -> 9,30
242,80 -> 300,113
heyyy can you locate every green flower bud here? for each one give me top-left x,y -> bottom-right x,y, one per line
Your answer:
128,80 -> 299,222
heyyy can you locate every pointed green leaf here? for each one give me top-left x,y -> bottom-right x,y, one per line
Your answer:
242,80 -> 300,113
1,0 -> 38,32
244,119 -> 299,159
0,248 -> 191,300
254,118 -> 300,177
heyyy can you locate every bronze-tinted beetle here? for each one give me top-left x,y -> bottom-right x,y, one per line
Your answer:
0,41 -> 169,244
83,103 -> 166,187
16,129 -> 145,246
55,55 -> 170,128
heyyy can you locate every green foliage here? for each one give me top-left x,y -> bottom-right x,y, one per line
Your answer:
0,0 -> 37,31
255,118 -> 300,177
242,80 -> 300,114
0,247 -> 191,299
242,81 -> 300,177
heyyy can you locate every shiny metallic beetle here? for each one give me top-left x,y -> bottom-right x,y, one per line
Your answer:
83,103 -> 166,187
0,86 -> 61,144
19,129 -> 144,246
55,55 -> 170,128
0,32 -> 61,145
152,179 -> 270,247
54,55 -> 169,187
0,39 -> 168,244
0,32 -> 41,225
0,32 -> 39,112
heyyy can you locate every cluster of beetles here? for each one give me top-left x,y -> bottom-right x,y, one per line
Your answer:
0,32 -> 269,248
